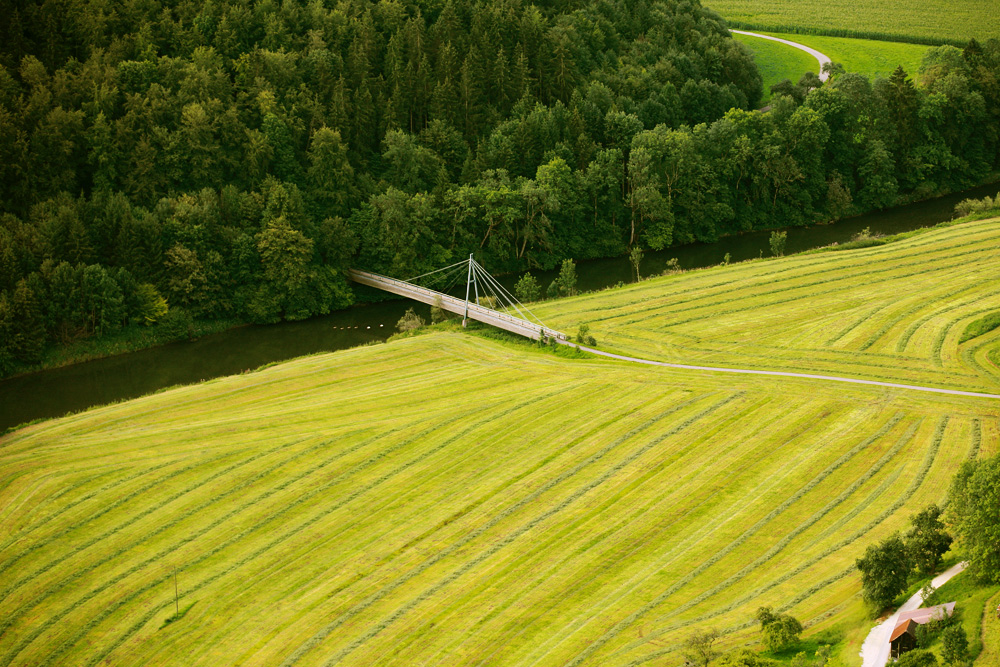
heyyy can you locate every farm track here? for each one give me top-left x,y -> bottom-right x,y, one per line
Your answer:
1,218 -> 999,666
536,218 -> 1000,392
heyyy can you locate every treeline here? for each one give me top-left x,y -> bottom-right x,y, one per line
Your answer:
1,0 -> 1000,376
0,0 -> 761,373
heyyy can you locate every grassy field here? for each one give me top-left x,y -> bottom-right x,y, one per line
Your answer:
0,332 -> 997,667
766,33 -> 929,80
2,219 -> 1000,666
535,217 -> 1000,395
732,33 -> 819,103
705,0 -> 1000,44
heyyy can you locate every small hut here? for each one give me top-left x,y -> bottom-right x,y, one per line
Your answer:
890,619 -> 918,658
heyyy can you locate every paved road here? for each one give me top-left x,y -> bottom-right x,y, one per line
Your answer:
563,343 -> 1000,400
859,562 -> 968,667
731,29 -> 833,82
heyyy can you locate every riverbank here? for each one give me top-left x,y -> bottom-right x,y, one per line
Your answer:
1,181 -> 998,431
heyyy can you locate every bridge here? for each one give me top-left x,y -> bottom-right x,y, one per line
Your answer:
348,256 -> 567,342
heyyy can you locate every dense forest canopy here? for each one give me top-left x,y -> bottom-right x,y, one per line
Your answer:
0,0 -> 998,376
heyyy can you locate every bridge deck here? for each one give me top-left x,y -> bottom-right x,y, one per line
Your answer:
348,269 -> 566,341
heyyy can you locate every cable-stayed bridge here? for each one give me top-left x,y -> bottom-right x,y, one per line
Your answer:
348,256 -> 567,342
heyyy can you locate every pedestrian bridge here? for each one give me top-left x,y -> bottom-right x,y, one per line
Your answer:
348,260 -> 567,342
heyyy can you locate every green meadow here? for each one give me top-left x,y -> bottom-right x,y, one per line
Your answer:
2,218 -> 999,666
535,217 -> 1000,395
732,33 -> 820,103
735,31 -> 930,91
705,0 -> 1000,43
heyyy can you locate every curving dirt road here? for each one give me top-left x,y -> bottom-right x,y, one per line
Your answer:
563,342 -> 1000,400
731,29 -> 833,82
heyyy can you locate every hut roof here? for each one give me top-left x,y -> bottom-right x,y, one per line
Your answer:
890,619 -> 919,643
897,602 -> 957,625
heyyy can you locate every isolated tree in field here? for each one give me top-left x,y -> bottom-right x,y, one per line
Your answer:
629,245 -> 644,282
856,533 -> 910,616
904,505 -> 952,575
769,231 -> 787,257
683,628 -> 720,667
557,258 -> 577,296
576,323 -> 596,347
514,273 -> 540,302
947,454 -> 1000,582
396,307 -> 425,332
755,606 -> 803,651
940,624 -> 969,665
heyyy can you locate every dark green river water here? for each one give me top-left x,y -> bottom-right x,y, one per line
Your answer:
2,182 -> 998,431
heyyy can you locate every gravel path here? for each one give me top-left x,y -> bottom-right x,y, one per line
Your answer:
563,343 -> 1000,400
859,562 -> 968,667
731,29 -> 833,82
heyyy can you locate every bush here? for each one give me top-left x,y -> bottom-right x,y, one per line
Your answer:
941,624 -> 969,665
756,607 -> 803,651
663,258 -> 681,274
718,649 -> 777,667
896,649 -> 939,667
954,193 -> 999,218
159,307 -> 195,341
557,259 -> 578,297
770,230 -> 787,257
576,323 -> 597,347
396,307 -> 425,332
514,273 -> 540,303
546,280 -> 559,299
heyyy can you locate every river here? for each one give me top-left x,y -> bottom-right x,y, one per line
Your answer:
2,182 -> 998,431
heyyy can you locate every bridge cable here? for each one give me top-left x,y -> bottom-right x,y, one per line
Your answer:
471,259 -> 550,331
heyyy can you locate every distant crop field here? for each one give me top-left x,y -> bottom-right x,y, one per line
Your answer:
1,331 -> 997,666
536,217 -> 1000,395
706,0 -> 1000,44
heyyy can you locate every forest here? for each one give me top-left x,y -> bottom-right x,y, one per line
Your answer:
0,0 -> 998,375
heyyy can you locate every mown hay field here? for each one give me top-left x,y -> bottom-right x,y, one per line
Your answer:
1,329 -> 998,666
535,217 -> 1000,395
3,218 -> 1000,666
705,0 -> 1000,43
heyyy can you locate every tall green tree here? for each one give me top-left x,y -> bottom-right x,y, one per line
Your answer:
856,533 -> 910,616
947,454 -> 1000,582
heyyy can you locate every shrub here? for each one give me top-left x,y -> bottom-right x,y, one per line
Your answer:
756,606 -> 803,651
718,649 -> 777,667
514,273 -> 540,303
954,193 -> 999,218
770,230 -> 787,257
940,623 -> 969,664
160,307 -> 195,340
557,259 -> 578,296
396,308 -> 425,332
896,649 -> 939,667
